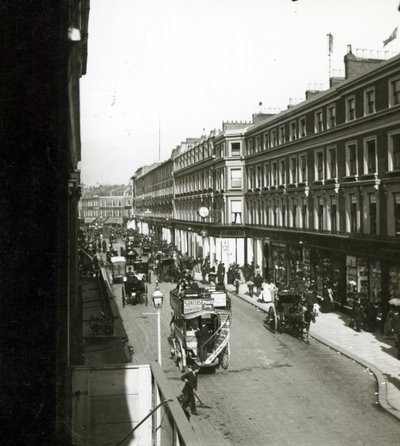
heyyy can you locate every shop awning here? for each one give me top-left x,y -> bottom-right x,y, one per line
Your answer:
105,217 -> 123,224
84,217 -> 97,224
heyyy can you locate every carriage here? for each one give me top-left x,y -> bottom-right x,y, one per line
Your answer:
169,287 -> 231,371
109,256 -> 126,284
122,273 -> 147,305
159,258 -> 176,282
264,289 -> 314,342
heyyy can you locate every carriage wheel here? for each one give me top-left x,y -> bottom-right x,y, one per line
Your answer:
268,307 -> 277,333
176,342 -> 185,372
220,344 -> 230,370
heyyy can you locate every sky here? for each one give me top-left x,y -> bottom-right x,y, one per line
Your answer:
80,0 -> 400,186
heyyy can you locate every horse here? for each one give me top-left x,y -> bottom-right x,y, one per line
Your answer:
294,304 -> 315,344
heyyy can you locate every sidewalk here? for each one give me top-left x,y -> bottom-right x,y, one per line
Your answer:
225,282 -> 400,421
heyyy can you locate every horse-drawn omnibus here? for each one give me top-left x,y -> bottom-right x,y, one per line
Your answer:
169,286 -> 232,371
109,256 -> 126,284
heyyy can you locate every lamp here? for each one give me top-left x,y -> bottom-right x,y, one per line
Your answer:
151,282 -> 164,366
152,287 -> 164,310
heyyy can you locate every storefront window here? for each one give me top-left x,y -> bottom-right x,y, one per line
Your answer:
288,245 -> 303,287
346,255 -> 358,306
388,264 -> 400,298
272,244 -> 286,286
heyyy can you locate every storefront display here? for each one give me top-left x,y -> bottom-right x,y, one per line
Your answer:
388,264 -> 400,298
288,245 -> 303,285
272,243 -> 286,285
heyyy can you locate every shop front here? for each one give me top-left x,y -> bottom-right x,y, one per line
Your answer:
345,255 -> 382,308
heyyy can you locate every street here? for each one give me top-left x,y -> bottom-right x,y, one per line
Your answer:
111,276 -> 400,446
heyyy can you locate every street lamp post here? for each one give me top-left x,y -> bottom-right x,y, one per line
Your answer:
151,282 -> 164,366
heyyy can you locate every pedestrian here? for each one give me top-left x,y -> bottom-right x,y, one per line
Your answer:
234,276 -> 240,293
196,323 -> 210,362
384,307 -> 395,338
180,364 -> 200,416
254,273 -> 263,296
260,277 -> 276,303
247,277 -> 255,297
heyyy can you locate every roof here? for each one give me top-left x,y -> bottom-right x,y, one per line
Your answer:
110,256 -> 126,263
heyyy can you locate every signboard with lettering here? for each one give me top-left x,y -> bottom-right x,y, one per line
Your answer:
183,299 -> 203,314
212,292 -> 226,307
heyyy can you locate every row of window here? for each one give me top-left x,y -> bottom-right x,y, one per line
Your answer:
81,199 -> 124,207
245,131 -> 400,190
246,76 -> 400,155
174,140 -> 214,170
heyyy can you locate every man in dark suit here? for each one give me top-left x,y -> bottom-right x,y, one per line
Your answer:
181,364 -> 200,415
196,323 -> 210,362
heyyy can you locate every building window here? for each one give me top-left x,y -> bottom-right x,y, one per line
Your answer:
248,168 -> 253,189
257,166 -> 262,188
272,162 -> 278,185
331,197 -> 337,231
315,151 -> 324,181
364,88 -> 375,115
389,76 -> 400,107
327,105 -> 336,129
271,129 -> 277,147
247,139 -> 253,155
292,203 -> 297,228
364,138 -> 377,174
282,203 -> 286,227
264,132 -> 270,150
279,160 -> 286,185
299,117 -> 307,138
395,194 -> 400,235
369,194 -> 377,235
290,157 -> 297,184
318,198 -> 324,230
388,131 -> 400,171
256,135 -> 262,152
302,199 -> 308,228
314,110 -> 324,133
346,142 -> 358,176
230,168 -> 242,188
346,96 -> 356,122
327,147 -> 337,179
231,142 -> 240,156
264,163 -> 270,186
350,195 -> 358,232
300,155 -> 307,183
279,125 -> 286,145
290,121 -> 297,141
231,200 -> 242,224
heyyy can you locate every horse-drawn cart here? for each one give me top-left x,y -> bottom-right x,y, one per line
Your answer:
264,290 -> 315,342
122,273 -> 147,305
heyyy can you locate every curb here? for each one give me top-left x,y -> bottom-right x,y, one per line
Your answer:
226,287 -> 400,422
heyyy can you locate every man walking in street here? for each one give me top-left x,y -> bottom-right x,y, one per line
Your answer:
180,363 -> 200,416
